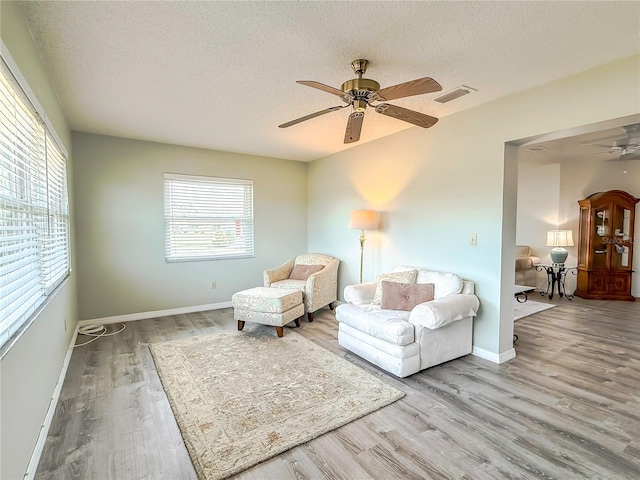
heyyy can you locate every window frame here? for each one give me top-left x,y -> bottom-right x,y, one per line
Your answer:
163,172 -> 255,262
0,43 -> 71,354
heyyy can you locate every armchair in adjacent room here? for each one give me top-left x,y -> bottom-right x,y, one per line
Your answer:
515,245 -> 541,287
263,253 -> 339,321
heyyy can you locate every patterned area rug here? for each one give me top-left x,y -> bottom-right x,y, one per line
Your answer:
514,298 -> 556,320
150,330 -> 404,480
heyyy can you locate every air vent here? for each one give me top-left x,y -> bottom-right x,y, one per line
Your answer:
434,85 -> 476,103
526,146 -> 549,152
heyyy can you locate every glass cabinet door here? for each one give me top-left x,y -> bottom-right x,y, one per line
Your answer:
578,207 -> 588,267
611,206 -> 632,269
592,207 -> 609,270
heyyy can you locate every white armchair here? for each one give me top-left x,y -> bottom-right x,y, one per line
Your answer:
264,253 -> 339,321
336,267 -> 480,378
515,245 -> 541,287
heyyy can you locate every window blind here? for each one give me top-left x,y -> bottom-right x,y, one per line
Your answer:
164,173 -> 254,262
0,57 -> 70,349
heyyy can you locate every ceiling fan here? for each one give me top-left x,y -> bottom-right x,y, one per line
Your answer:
278,59 -> 442,144
583,123 -> 640,160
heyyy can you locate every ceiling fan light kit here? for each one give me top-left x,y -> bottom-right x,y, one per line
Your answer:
279,59 -> 443,144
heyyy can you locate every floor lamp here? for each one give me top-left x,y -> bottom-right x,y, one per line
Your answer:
349,210 -> 377,283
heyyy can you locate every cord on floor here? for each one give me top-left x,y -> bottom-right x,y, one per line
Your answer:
75,323 -> 126,347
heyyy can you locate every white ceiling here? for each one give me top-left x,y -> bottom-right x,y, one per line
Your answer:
16,1 -> 640,162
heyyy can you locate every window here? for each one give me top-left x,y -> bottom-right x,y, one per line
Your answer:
0,56 -> 70,349
164,173 -> 254,262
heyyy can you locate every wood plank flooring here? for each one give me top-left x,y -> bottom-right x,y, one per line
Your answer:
35,296 -> 640,480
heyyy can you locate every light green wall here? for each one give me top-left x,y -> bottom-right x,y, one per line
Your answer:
0,2 -> 77,479
308,54 -> 640,358
72,133 -> 308,320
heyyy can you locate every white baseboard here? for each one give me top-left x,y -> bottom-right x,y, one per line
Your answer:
472,345 -> 516,364
24,326 -> 79,480
79,301 -> 233,326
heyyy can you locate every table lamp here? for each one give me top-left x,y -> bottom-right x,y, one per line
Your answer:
546,230 -> 574,265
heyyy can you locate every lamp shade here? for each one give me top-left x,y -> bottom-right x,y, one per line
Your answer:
546,230 -> 574,247
349,210 -> 377,230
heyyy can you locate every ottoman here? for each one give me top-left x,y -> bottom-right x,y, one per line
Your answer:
232,287 -> 304,337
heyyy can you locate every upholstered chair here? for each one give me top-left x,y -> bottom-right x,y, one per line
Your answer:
515,245 -> 541,287
263,253 -> 339,321
336,266 -> 480,377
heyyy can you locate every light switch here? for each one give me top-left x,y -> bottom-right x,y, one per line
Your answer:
470,233 -> 477,246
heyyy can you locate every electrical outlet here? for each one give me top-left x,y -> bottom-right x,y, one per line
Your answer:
470,233 -> 477,246
211,281 -> 217,289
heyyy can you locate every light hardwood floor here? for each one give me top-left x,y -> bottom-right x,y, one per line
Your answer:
35,296 -> 640,480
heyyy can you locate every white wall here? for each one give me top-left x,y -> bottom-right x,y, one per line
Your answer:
516,160 -> 562,260
516,160 -> 562,290
0,4 -> 77,479
308,54 -> 640,360
72,133 -> 308,320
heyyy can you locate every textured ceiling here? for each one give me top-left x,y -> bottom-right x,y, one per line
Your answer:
16,1 -> 640,162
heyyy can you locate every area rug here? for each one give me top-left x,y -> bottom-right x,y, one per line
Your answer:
514,298 -> 556,320
150,330 -> 404,480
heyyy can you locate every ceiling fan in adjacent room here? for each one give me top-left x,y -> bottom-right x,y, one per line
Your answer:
581,123 -> 640,174
583,123 -> 640,160
278,59 -> 443,144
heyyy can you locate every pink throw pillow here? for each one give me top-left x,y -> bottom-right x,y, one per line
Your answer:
289,264 -> 324,281
380,281 -> 435,311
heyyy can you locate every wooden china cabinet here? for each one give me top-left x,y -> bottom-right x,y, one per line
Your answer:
574,190 -> 638,301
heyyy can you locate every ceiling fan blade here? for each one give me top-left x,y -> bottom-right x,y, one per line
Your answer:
297,81 -> 346,97
582,150 -> 618,157
606,156 -> 640,162
376,77 -> 442,101
582,132 -> 629,144
375,103 -> 438,128
581,142 -> 622,149
279,105 -> 346,128
344,112 -> 364,144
